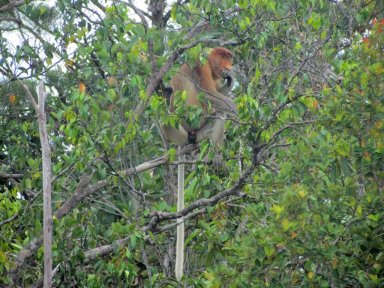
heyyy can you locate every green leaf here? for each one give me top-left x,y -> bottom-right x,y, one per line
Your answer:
367,214 -> 379,222
168,148 -> 177,162
264,245 -> 275,258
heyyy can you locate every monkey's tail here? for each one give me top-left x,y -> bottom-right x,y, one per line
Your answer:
175,148 -> 185,282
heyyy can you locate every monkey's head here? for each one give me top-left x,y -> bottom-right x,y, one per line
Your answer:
208,47 -> 233,80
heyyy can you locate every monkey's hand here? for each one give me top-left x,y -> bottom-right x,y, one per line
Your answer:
222,69 -> 235,87
217,69 -> 235,97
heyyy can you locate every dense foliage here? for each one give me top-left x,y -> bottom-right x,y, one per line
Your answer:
0,0 -> 383,287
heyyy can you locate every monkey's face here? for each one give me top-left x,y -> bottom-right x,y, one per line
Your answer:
210,56 -> 233,80
208,47 -> 234,80
221,57 -> 233,72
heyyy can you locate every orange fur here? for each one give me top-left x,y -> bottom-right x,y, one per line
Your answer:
170,47 -> 234,115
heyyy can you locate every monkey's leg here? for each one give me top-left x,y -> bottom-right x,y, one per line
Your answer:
195,117 -> 228,172
175,147 -> 185,282
160,124 -> 189,146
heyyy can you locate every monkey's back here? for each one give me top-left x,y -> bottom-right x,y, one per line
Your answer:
170,64 -> 200,107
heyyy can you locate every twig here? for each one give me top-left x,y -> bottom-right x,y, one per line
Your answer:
0,173 -> 23,178
0,0 -> 27,13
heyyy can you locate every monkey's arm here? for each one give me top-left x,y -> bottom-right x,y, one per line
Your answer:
200,69 -> 237,116
205,90 -> 238,117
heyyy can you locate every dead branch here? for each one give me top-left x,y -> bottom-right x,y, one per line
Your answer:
0,0 -> 27,13
145,164 -> 255,232
36,81 -> 53,287
0,173 -> 23,178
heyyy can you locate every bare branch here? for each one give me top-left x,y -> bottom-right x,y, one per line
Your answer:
267,120 -> 316,147
182,6 -> 241,40
126,0 -> 149,29
83,235 -> 130,264
36,81 -> 53,287
145,161 -> 256,232
18,80 -> 38,113
164,0 -> 190,24
0,0 -> 27,13
286,31 -> 333,89
0,213 -> 18,226
0,173 -> 23,178
83,208 -> 207,263
120,144 -> 197,175
0,17 -> 21,24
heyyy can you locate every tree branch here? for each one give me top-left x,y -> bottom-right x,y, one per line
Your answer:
0,0 -> 27,13
18,80 -> 38,113
36,81 -> 53,288
82,208 -> 207,264
145,160 -> 256,232
0,173 -> 23,178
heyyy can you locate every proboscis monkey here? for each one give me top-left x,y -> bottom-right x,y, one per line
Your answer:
161,47 -> 236,146
160,48 -> 237,282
